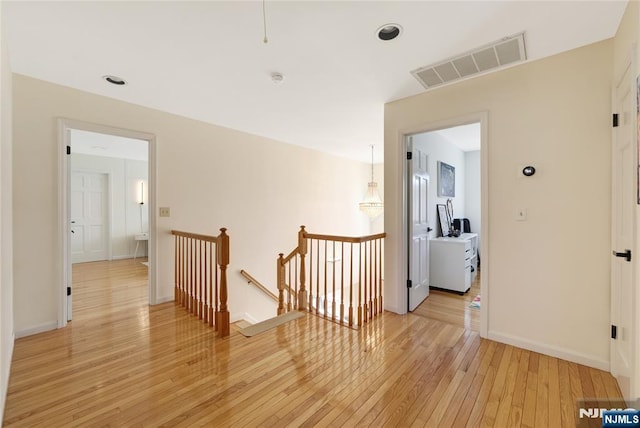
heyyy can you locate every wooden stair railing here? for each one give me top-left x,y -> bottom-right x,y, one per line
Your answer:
277,226 -> 386,327
172,228 -> 230,337
240,270 -> 278,303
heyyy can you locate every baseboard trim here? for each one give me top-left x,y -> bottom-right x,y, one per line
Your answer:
488,331 -> 610,371
383,303 -> 405,315
0,333 -> 15,427
15,322 -> 58,339
153,296 -> 174,305
231,312 -> 258,324
111,255 -> 147,261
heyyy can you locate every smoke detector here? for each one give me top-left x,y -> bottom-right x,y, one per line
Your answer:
271,72 -> 285,84
102,75 -> 127,86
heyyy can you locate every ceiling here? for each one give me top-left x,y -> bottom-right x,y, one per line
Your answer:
4,1 -> 627,163
70,129 -> 148,161
434,123 -> 481,152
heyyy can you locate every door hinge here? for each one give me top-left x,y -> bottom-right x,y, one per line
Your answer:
611,324 -> 617,339
613,113 -> 619,128
407,152 -> 412,160
66,145 -> 71,155
406,279 -> 412,289
67,286 -> 71,296
613,249 -> 632,262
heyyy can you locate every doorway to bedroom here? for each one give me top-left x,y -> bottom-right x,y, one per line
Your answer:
59,121 -> 155,326
406,121 -> 483,332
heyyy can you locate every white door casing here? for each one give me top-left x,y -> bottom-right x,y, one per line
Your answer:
59,119 -> 157,328
611,62 -> 636,400
70,171 -> 109,264
408,138 -> 430,311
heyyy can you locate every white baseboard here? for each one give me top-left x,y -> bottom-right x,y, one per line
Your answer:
0,333 -> 14,427
231,312 -> 258,324
488,330 -> 610,371
153,296 -> 174,305
112,255 -> 147,261
15,322 -> 58,339
383,303 -> 405,315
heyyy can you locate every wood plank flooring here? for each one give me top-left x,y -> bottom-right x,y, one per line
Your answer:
412,272 -> 481,331
4,260 -> 622,427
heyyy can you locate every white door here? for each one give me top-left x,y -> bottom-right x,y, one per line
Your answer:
611,63 -> 635,400
71,171 -> 109,264
408,139 -> 431,311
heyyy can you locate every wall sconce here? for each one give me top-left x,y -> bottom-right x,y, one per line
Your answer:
138,181 -> 145,205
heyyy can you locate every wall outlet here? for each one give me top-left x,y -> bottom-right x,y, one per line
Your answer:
159,207 -> 170,217
516,208 -> 527,221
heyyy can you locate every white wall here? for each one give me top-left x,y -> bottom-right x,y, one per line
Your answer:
12,74 -> 372,332
0,3 -> 14,424
412,132 -> 466,237
385,40 -> 613,369
464,150 -> 481,242
71,154 -> 149,259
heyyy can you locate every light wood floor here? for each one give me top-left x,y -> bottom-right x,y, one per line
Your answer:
4,260 -> 622,427
412,271 -> 481,331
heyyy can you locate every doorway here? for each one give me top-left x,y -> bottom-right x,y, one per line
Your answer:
58,119 -> 157,327
401,113 -> 489,336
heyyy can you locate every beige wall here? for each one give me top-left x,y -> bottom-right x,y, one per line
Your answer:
385,40 -> 613,369
0,2 -> 14,423
12,74 -> 372,332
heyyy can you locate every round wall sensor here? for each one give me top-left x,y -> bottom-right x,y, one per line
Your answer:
522,166 -> 536,177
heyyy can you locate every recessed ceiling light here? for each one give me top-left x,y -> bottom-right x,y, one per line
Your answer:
376,24 -> 402,41
102,75 -> 127,86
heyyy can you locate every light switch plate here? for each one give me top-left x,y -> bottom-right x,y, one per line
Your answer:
159,207 -> 170,217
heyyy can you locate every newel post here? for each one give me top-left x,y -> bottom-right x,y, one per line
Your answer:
298,225 -> 308,310
216,228 -> 230,337
277,253 -> 285,315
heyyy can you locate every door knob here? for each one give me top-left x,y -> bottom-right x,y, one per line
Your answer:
613,249 -> 631,262
71,221 -> 76,224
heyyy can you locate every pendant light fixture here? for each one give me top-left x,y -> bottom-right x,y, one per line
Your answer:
359,145 -> 384,218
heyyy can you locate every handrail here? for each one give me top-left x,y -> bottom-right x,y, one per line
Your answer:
240,270 -> 278,302
282,247 -> 298,264
304,232 -> 387,243
171,230 -> 219,243
276,225 -> 386,327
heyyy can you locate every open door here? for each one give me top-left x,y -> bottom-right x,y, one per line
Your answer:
408,137 -> 431,311
611,62 -> 635,400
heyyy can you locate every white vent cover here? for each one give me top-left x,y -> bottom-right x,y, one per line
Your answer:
411,32 -> 527,90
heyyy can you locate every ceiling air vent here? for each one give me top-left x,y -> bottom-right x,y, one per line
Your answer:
411,32 -> 527,90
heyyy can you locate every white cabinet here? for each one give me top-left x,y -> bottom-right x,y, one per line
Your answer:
429,233 -> 478,294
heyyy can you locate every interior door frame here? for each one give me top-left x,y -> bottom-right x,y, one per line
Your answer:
70,168 -> 114,263
610,52 -> 638,399
57,118 -> 158,328
399,111 -> 489,337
